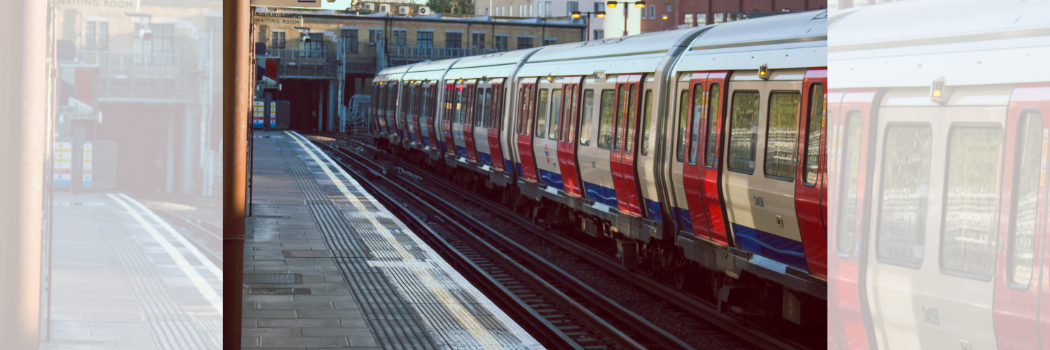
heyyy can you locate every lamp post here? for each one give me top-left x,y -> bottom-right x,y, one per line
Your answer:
661,14 -> 668,31
606,0 -> 646,37
571,10 -> 607,41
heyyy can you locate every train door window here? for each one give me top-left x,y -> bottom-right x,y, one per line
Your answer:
475,88 -> 487,127
764,92 -> 802,181
549,89 -> 563,139
597,89 -> 616,149
1009,111 -> 1044,288
689,83 -> 703,165
727,91 -> 760,173
561,87 -> 575,142
837,112 -> 862,255
535,89 -> 550,139
640,89 -> 653,156
941,126 -> 1003,279
803,84 -> 824,185
704,84 -> 721,167
580,89 -> 595,146
492,88 -> 502,129
676,90 -> 689,162
876,125 -> 932,268
612,86 -> 626,152
517,87 -> 526,134
624,85 -> 638,153
421,86 -> 430,124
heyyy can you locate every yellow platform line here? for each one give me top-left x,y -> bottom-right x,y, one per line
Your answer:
286,132 -> 504,349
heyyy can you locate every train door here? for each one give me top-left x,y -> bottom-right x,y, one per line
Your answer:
683,72 -> 713,241
635,76 -> 660,222
669,73 -> 693,233
795,68 -> 828,279
371,82 -> 382,134
720,69 -> 807,271
442,82 -> 456,155
577,82 -> 617,207
557,77 -> 584,197
406,84 -> 419,143
451,81 -> 473,159
462,80 -> 479,162
387,82 -> 399,138
488,81 -> 506,170
993,83 -> 1050,349
399,84 -> 411,140
472,83 -> 492,166
698,72 -> 730,245
415,82 -> 428,146
532,78 -> 564,190
826,88 -> 877,350
424,84 -> 438,149
610,74 -> 645,216
516,79 -> 539,181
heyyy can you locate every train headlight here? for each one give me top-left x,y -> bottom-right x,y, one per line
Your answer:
758,64 -> 770,80
930,76 -> 948,104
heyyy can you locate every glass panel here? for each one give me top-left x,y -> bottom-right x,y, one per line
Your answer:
624,85 -> 638,154
597,90 -> 615,149
676,90 -> 689,162
613,87 -> 626,152
475,88 -> 486,127
535,89 -> 550,139
641,90 -> 653,156
689,83 -> 703,164
877,125 -> 932,266
704,84 -> 721,167
562,87 -> 575,142
549,89 -> 563,139
517,87 -> 526,134
728,91 -> 759,173
765,92 -> 801,180
837,112 -> 862,254
804,84 -> 825,185
580,89 -> 595,146
942,127 -> 1003,278
1010,112 -> 1044,287
454,88 -> 464,124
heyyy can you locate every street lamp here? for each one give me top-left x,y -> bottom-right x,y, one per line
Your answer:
661,14 -> 668,31
571,10 -> 607,41
606,1 -> 646,37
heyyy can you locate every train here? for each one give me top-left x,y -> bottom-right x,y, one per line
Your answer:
828,1 -> 1050,349
370,10 -> 827,328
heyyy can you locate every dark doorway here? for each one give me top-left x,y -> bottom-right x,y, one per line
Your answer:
279,79 -> 329,131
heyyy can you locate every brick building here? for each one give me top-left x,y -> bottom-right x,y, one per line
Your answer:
253,8 -> 584,132
677,0 -> 827,27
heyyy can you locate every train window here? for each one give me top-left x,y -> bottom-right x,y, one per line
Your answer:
1009,112 -> 1044,288
596,89 -> 615,149
803,84 -> 824,185
941,126 -> 1003,280
676,90 -> 689,162
477,88 -> 488,128
836,112 -> 862,255
624,85 -> 638,154
612,87 -> 626,152
455,87 -> 465,124
517,87 -> 526,134
535,89 -> 550,139
561,87 -> 575,142
689,83 -> 703,165
491,87 -> 502,129
579,89 -> 595,146
876,125 -> 932,268
549,89 -> 563,140
764,92 -> 801,180
640,90 -> 653,156
727,91 -> 759,173
704,84 -> 721,168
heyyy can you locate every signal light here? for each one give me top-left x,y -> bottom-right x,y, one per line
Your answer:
930,76 -> 948,104
758,64 -> 770,80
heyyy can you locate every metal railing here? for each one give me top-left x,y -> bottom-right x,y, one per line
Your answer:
262,48 -> 334,78
387,46 -> 507,60
345,94 -> 372,135
77,50 -> 192,102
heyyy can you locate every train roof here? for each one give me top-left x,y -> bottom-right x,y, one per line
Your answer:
514,27 -> 706,77
406,58 -> 460,73
829,0 -> 1050,88
671,10 -> 827,73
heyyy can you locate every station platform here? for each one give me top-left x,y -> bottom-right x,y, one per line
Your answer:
44,191 -> 223,349
242,130 -> 543,349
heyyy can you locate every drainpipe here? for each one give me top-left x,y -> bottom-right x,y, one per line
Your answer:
0,0 -> 46,348
223,0 -> 250,348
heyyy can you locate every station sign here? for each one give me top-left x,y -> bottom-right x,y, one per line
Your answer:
251,0 -> 322,8
252,12 -> 303,26
53,0 -> 139,11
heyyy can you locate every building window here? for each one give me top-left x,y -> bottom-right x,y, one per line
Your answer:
271,31 -> 286,48
472,33 -> 485,49
713,13 -> 723,23
520,4 -> 525,16
495,35 -> 508,50
697,13 -> 706,25
649,5 -> 655,19
417,31 -> 433,48
486,7 -> 489,15
594,30 -> 603,39
594,2 -> 604,12
369,29 -> 383,44
568,1 -> 578,14
85,21 -> 109,50
544,1 -> 552,17
516,37 -> 533,49
543,38 -> 556,46
342,29 -> 358,53
300,33 -> 324,57
684,14 -> 694,27
446,32 -> 462,49
667,5 -> 672,12
392,30 -> 407,46
134,23 -> 173,65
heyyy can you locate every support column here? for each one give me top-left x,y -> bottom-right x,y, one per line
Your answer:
223,0 -> 249,347
318,82 -> 324,131
166,116 -> 175,194
0,0 -> 46,347
183,105 -> 195,194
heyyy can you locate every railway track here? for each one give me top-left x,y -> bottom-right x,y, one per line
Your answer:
314,140 -> 695,350
321,135 -> 811,350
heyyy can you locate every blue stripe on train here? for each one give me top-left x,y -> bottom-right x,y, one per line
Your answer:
538,169 -> 564,190
456,145 -> 468,158
478,152 -> 493,167
438,141 -> 446,153
423,136 -> 430,146
676,207 -> 693,234
583,182 -> 618,207
516,162 -> 523,177
732,224 -> 808,271
645,198 -> 663,223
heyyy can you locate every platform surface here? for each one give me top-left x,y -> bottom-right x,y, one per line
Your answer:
44,191 -> 223,350
242,130 -> 543,350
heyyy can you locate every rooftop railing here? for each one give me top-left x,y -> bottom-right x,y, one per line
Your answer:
76,50 -> 193,102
